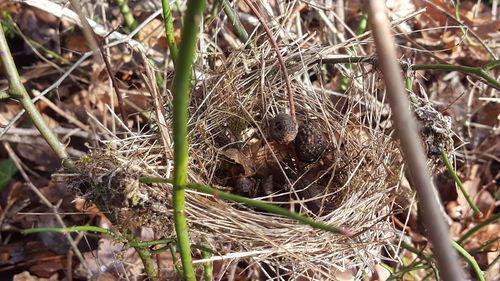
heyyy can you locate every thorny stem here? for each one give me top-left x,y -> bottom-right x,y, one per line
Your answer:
219,0 -> 250,46
161,0 -> 179,64
171,0 -> 206,279
115,0 -> 138,31
242,0 -> 296,120
124,233 -> 159,281
0,21 -> 75,170
201,236 -> 213,281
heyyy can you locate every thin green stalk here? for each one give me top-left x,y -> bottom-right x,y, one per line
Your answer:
441,152 -> 482,217
171,0 -> 206,279
387,265 -> 430,281
201,236 -> 213,281
451,241 -> 485,281
23,226 -> 160,280
125,233 -> 159,281
161,0 -> 179,64
400,242 -> 439,278
139,177 -> 349,235
318,56 -> 376,65
22,226 -> 174,249
2,15 -> 70,64
321,57 -> 500,91
458,213 -> 500,244
400,242 -> 436,264
129,239 -> 175,247
115,0 -> 138,31
22,226 -> 119,238
470,237 -> 500,255
411,63 -> 500,91
483,60 -> 500,70
169,243 -> 184,276
219,0 -> 250,46
0,21 -> 75,170
455,0 -> 482,47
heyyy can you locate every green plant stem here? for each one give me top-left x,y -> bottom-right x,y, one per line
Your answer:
129,239 -> 173,247
455,0 -> 481,47
22,225 -> 160,280
115,0 -> 138,31
0,91 -> 9,99
139,177 -> 348,235
470,237 -> 500,255
441,152 -> 482,216
400,242 -> 437,267
22,226 -> 174,248
125,233 -> 159,281
171,0 -> 206,279
411,63 -> 500,91
22,226 -> 118,238
451,241 -> 485,281
168,243 -> 184,276
219,0 -> 250,46
201,236 -> 213,281
458,213 -> 500,244
387,265 -> 430,281
161,0 -> 179,64
483,60 -> 500,70
0,21 -> 75,170
320,57 -> 500,91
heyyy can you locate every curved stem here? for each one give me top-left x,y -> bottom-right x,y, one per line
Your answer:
0,21 -> 74,170
441,152 -> 482,216
411,64 -> 500,91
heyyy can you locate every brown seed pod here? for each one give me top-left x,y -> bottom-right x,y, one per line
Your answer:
295,124 -> 326,163
269,113 -> 298,144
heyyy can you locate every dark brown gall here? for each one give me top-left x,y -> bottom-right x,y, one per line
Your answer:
269,113 -> 298,144
295,124 -> 326,163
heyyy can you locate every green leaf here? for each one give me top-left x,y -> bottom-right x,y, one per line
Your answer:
0,159 -> 18,192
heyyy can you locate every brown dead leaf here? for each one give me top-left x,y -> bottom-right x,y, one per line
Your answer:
485,251 -> 500,281
371,264 -> 390,281
15,142 -> 60,172
137,18 -> 168,49
29,258 -> 64,278
223,148 -> 256,177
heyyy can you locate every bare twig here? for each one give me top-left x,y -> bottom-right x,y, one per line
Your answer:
365,1 -> 465,280
0,21 -> 75,169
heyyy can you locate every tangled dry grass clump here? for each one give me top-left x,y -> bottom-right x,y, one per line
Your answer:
69,32 -> 418,278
